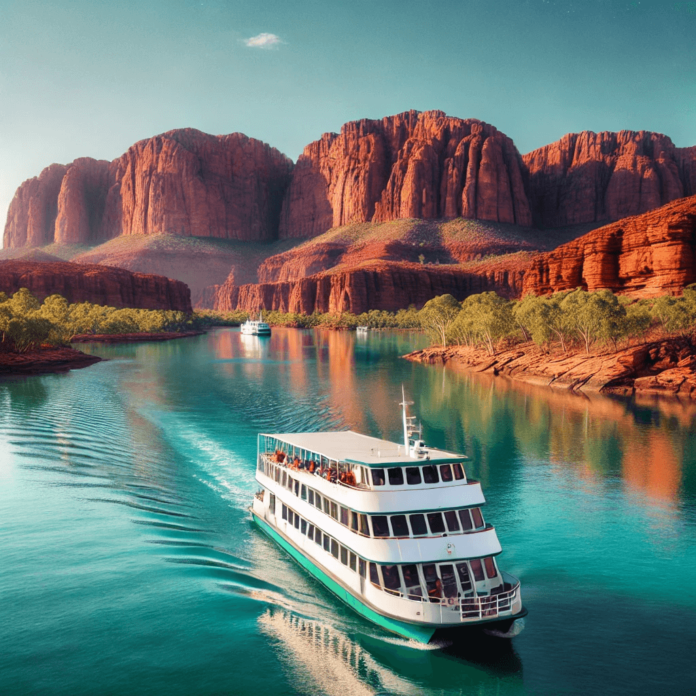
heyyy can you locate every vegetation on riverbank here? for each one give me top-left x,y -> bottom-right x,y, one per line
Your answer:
417,287 -> 696,354
0,289 -> 197,353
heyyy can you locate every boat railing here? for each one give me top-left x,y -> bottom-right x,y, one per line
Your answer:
373,573 -> 520,621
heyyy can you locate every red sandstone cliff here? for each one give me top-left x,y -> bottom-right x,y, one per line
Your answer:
279,110 -> 532,238
522,195 -> 696,297
215,259 -> 526,315
4,129 -> 292,248
522,131 -> 696,228
0,260 -> 192,312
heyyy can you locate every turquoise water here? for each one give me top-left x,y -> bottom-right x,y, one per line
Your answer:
1,328 -> 695,696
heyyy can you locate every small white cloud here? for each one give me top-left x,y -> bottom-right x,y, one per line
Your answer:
243,33 -> 283,49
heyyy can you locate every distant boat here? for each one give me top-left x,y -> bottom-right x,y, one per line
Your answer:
356,326 -> 369,333
241,314 -> 271,336
251,389 -> 527,644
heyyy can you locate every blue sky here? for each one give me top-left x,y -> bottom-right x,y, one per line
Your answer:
1,0 -> 695,232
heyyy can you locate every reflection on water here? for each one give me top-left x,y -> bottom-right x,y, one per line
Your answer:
1,328 -> 695,696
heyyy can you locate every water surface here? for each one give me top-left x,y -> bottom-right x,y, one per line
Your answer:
1,328 -> 695,695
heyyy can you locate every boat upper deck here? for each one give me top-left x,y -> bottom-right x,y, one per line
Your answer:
261,431 -> 466,467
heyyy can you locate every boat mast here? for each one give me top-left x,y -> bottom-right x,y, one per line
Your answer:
399,385 -> 414,457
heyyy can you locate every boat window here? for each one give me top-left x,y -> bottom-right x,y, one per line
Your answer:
340,546 -> 348,565
282,471 -> 287,487
390,515 -> 409,537
282,504 -> 288,521
300,519 -> 307,535
382,565 -> 401,593
406,467 -> 422,485
471,508 -> 484,528
439,465 -> 453,482
400,564 -> 423,600
323,497 -> 330,515
359,558 -> 367,578
456,563 -> 472,592
387,467 -> 404,485
459,509 -> 473,531
294,515 -> 300,530
307,524 -> 314,540
269,493 -> 276,515
427,512 -> 446,535
470,558 -> 485,582
308,489 -> 314,505
422,465 -> 439,484
439,564 -> 458,598
301,485 -> 307,501
359,514 -> 370,537
340,506 -> 349,526
323,534 -> 331,552
369,563 -> 381,587
372,516 -> 389,537
288,510 -> 294,525
330,502 -> 338,521
349,552 -> 357,572
422,564 -> 442,600
274,467 -> 280,483
350,511 -> 359,532
452,463 -> 465,480
484,557 -> 498,579
409,514 -> 428,536
372,469 -> 385,486
315,493 -> 322,510
444,510 -> 461,533
330,539 -> 339,559
315,529 -> 322,546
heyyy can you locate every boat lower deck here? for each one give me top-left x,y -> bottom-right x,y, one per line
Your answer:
251,509 -> 526,644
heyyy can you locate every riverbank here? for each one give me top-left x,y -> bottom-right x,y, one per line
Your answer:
71,330 -> 206,343
0,346 -> 102,376
404,336 -> 696,399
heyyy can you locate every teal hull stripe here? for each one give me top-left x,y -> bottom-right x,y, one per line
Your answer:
252,513 -> 436,644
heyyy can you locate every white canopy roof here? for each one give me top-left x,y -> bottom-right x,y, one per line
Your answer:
260,430 -> 465,466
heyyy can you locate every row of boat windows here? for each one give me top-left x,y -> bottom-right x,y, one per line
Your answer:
276,497 -> 500,601
259,453 -> 466,488
268,462 -> 485,538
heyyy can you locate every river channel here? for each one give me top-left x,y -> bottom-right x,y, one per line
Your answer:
1,328 -> 695,695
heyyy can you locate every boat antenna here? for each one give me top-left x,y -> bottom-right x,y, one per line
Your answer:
399,385 -> 414,457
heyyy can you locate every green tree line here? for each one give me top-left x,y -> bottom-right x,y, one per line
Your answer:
418,286 -> 696,354
0,289 -> 198,353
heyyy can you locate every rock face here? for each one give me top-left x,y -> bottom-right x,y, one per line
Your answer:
404,336 -> 696,400
215,260 -> 526,315
279,110 -> 532,238
522,131 -> 696,228
522,195 -> 696,297
0,260 -> 192,312
4,129 -> 292,248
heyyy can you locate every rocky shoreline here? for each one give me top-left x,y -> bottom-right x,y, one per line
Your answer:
0,347 -> 102,376
404,336 -> 696,400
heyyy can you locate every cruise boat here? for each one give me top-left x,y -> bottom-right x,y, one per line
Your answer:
241,314 -> 271,336
250,394 -> 527,644
356,326 -> 369,333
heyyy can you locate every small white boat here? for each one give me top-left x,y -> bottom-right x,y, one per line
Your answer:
356,326 -> 369,333
251,390 -> 526,644
241,314 -> 271,336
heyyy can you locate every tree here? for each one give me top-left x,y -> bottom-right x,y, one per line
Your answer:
650,295 -> 693,333
419,294 -> 461,346
560,289 -> 626,353
458,292 -> 515,355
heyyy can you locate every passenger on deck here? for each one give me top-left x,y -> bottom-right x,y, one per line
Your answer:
293,456 -> 301,469
308,461 -> 316,474
344,471 -> 356,487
